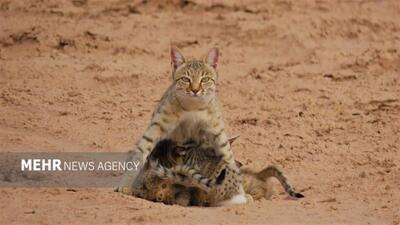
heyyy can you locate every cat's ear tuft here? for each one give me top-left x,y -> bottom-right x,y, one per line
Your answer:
205,47 -> 219,69
171,46 -> 185,71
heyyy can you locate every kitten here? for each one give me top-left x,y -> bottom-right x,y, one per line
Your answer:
127,119 -> 243,206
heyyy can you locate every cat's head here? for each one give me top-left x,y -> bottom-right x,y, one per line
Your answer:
170,47 -> 219,109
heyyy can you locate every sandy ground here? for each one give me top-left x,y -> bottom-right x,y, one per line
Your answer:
0,0 -> 400,224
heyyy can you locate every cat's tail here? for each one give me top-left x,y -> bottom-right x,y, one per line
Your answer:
251,166 -> 304,199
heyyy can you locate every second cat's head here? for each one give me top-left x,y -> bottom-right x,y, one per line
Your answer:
170,47 -> 219,109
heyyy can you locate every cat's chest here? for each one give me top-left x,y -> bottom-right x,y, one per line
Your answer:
179,110 -> 212,123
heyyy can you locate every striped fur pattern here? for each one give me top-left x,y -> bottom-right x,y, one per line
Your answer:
137,47 -> 233,162
127,120 -> 304,205
128,120 -> 244,206
125,142 -> 193,205
151,163 -> 222,191
147,123 -> 304,204
118,47 -> 239,194
145,120 -> 244,206
241,166 -> 305,200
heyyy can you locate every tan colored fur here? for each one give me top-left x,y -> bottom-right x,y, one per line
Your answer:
128,123 -> 304,206
118,47 -> 241,200
241,166 -> 305,200
137,120 -> 303,205
128,119 -> 244,206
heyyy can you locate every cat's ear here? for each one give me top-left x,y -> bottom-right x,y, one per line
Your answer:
171,46 -> 185,71
204,47 -> 219,69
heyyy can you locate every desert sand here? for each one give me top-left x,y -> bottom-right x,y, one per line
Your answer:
0,0 -> 399,224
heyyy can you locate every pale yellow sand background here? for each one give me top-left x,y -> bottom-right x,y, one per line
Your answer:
0,0 -> 399,224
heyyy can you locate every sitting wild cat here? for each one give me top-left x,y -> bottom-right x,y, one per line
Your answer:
118,47 -> 246,205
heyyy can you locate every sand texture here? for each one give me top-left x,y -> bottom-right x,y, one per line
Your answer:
0,0 -> 399,224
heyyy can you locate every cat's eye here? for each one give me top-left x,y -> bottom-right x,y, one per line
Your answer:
180,77 -> 191,83
201,77 -> 210,83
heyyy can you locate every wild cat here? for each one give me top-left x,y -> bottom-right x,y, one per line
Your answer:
147,120 -> 244,206
118,47 -> 246,204
136,120 -> 303,206
151,153 -> 305,205
126,140 -> 228,206
153,141 -> 305,205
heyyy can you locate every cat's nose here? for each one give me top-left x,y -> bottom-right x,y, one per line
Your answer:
191,89 -> 200,94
